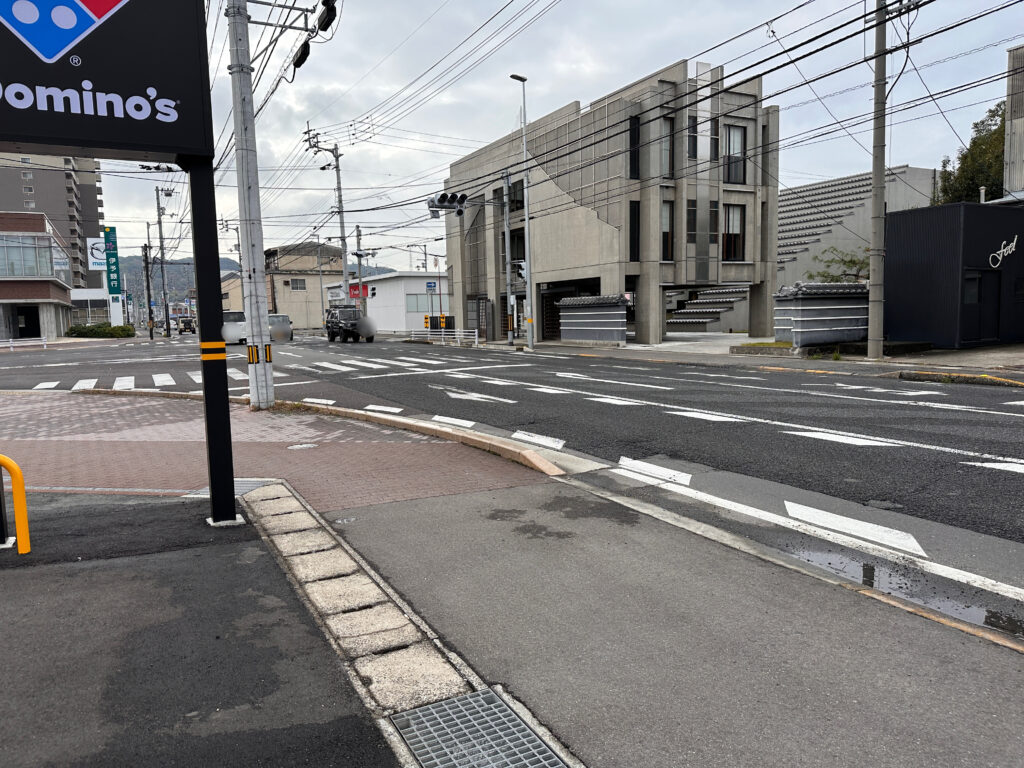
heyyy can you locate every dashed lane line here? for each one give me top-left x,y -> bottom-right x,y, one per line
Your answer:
432,415 -> 476,428
782,431 -> 900,447
511,430 -> 565,450
667,411 -> 745,422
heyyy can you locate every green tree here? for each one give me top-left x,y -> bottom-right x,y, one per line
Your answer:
806,246 -> 869,283
936,101 -> 1004,204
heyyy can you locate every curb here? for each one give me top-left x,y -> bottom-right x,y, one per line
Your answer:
894,370 -> 1024,388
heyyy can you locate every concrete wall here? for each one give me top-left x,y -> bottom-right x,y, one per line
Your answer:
1005,45 -> 1024,196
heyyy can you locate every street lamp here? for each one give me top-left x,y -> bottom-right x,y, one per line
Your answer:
510,73 -> 534,350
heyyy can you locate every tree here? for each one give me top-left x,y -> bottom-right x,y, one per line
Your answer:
936,101 -> 1004,204
806,246 -> 870,283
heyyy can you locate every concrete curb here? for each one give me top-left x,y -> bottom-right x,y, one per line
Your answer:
72,388 -> 252,404
893,370 -> 1024,388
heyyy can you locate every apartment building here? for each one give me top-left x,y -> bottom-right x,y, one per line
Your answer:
776,165 -> 937,287
445,58 -> 780,344
0,211 -> 74,339
0,154 -> 103,289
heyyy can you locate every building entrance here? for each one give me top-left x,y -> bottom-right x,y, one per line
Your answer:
15,306 -> 40,338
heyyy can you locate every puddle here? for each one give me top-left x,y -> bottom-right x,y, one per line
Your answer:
793,547 -> 1024,639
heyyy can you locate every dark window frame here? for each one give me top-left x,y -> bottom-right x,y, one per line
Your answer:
686,199 -> 697,244
661,200 -> 675,262
629,117 -> 641,179
722,203 -> 745,262
724,124 -> 746,185
687,115 -> 697,159
661,116 -> 675,178
509,180 -> 525,212
710,200 -> 719,244
629,200 -> 641,262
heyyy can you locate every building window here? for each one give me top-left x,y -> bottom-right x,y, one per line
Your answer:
710,201 -> 719,244
20,157 -> 31,163
724,125 -> 746,184
661,117 -> 674,178
629,200 -> 641,262
0,235 -> 56,277
661,200 -> 674,261
687,115 -> 697,159
24,200 -> 35,209
723,204 -> 745,261
711,118 -> 719,161
686,199 -> 697,244
291,278 -> 306,290
509,179 -> 524,212
23,186 -> 33,194
222,292 -> 230,300
21,171 -> 32,180
628,117 -> 640,179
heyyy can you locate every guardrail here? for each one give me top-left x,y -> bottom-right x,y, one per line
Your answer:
408,329 -> 479,345
6,337 -> 47,351
0,455 -> 30,554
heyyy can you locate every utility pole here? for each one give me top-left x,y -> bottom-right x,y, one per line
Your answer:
502,171 -> 515,345
867,0 -> 888,360
316,236 -> 325,328
305,126 -> 349,300
144,227 -> 155,340
355,225 -> 364,314
511,73 -> 534,350
423,244 -> 432,320
226,0 -> 274,408
153,191 -> 173,337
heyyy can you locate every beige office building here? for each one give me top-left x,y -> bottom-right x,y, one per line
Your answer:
445,58 -> 780,344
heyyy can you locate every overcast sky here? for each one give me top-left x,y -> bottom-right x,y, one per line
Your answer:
99,0 -> 1023,270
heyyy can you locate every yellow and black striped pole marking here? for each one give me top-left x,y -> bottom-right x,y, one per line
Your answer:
200,340 -> 227,361
264,344 -> 272,364
247,345 -> 260,365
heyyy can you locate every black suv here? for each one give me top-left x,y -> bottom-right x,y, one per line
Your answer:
326,305 -> 373,343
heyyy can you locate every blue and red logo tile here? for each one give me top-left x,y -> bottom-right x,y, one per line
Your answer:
0,0 -> 130,63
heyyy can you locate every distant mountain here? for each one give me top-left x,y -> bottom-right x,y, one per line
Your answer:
119,256 -> 241,303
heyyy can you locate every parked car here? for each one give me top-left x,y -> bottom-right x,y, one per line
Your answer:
178,317 -> 197,334
222,310 -> 246,345
268,314 -> 293,342
326,305 -> 375,343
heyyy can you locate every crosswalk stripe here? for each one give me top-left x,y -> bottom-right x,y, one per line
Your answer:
226,368 -> 247,380
366,357 -> 417,367
33,381 -> 59,389
188,371 -> 203,383
312,361 -> 356,372
272,371 -> 288,378
152,374 -> 175,386
72,378 -> 98,391
395,356 -> 445,365
337,359 -> 387,369
113,377 -> 134,391
782,431 -> 897,447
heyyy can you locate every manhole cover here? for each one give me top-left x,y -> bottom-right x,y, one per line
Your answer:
391,688 -> 567,768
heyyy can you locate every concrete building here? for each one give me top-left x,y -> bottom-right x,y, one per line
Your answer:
776,165 -> 937,287
989,43 -> 1024,206
0,154 -> 103,289
221,241 -> 347,329
326,271 -> 450,332
445,58 -> 780,344
0,212 -> 73,339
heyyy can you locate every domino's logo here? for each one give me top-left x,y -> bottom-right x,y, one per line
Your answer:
1,0 -> 130,64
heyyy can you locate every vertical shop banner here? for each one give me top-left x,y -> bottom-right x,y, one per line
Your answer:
103,226 -> 121,295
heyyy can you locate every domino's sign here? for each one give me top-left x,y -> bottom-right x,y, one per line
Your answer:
0,0 -> 214,161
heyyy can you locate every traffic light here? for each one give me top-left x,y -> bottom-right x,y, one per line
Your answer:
293,40 -> 310,68
370,286 -> 377,298
427,192 -> 469,217
512,261 -> 525,281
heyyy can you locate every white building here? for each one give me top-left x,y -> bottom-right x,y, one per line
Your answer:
326,271 -> 450,332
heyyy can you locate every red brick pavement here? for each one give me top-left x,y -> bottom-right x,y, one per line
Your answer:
0,393 -> 544,510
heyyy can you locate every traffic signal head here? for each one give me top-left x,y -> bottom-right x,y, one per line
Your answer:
293,40 -> 310,68
370,286 -> 377,298
428,191 -> 469,216
318,0 -> 337,31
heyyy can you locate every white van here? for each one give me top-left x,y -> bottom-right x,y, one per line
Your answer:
222,311 -> 246,345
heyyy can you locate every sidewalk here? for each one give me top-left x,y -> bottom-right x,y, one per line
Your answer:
2,391 -> 1022,767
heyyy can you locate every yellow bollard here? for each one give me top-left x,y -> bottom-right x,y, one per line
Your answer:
0,455 -> 29,554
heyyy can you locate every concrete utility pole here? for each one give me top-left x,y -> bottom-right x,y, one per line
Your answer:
511,73 -> 534,350
502,171 -> 515,345
154,191 -> 173,337
867,0 -> 888,360
142,243 -> 154,340
315,236 -> 325,327
355,225 -> 364,314
226,0 -> 274,408
304,127 -> 350,300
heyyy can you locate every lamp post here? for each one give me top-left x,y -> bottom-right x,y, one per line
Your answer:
510,73 -> 534,350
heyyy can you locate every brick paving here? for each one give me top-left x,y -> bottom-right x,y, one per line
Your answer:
0,392 -> 543,511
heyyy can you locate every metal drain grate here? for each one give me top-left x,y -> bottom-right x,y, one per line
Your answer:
185,478 -> 280,498
391,688 -> 568,768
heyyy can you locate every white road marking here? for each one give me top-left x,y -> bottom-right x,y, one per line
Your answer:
610,469 -> 694,498
567,475 -> 1024,606
226,368 -> 247,380
357,363 -> 533,380
479,379 -> 519,386
152,374 -> 175,386
188,371 -> 203,383
667,411 -> 745,422
302,397 -> 336,406
286,364 -> 322,374
784,501 -> 928,557
432,415 -> 476,427
364,405 -> 404,413
272,371 -> 288,378
112,377 -> 134,391
586,397 -> 643,405
445,373 -> 476,379
555,372 -> 672,390
338,359 -> 388,369
367,357 -> 418,367
674,372 -> 765,381
395,356 -> 445,365
962,461 -> 1024,475
1003,401 -> 1024,406
33,381 -> 59,389
782,431 -> 899,447
312,361 -> 356,372
529,387 -> 572,394
72,378 -> 98,391
617,457 -> 692,486
511,430 -> 566,450
277,351 -> 302,358
444,390 -> 517,404
805,383 -> 946,397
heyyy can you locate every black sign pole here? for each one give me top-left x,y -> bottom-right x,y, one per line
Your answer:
183,156 -> 237,524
